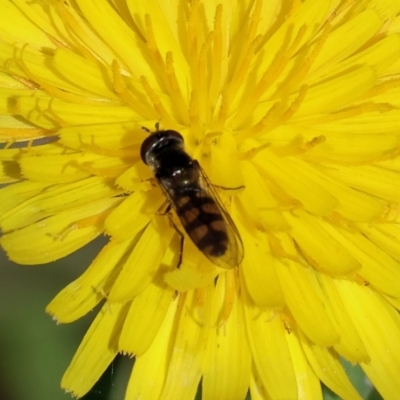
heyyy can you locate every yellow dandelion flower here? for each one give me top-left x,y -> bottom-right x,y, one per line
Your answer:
1,0 -> 400,399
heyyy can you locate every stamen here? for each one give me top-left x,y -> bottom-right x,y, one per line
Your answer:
145,13 -> 179,100
268,232 -> 301,261
81,161 -> 130,178
203,131 -> 221,148
234,0 -> 262,67
47,212 -> 108,242
112,60 -> 156,119
225,34 -> 263,110
287,24 -> 308,56
327,0 -> 358,25
280,84 -> 308,122
145,14 -> 165,74
231,48 -> 290,128
380,203 -> 400,223
10,75 -> 40,90
209,5 -> 223,110
140,76 -> 176,127
271,135 -> 326,158
218,270 -> 236,326
189,90 -> 203,142
240,142 -> 271,161
366,78 -> 400,98
231,23 -> 308,129
0,128 -> 47,143
287,0 -> 303,19
53,2 -> 99,62
197,32 -> 214,124
221,0 -> 263,117
285,23 -> 332,91
238,83 -> 308,141
9,46 -> 130,131
165,52 -> 189,124
33,96 -> 67,128
304,102 -> 395,125
194,286 -> 207,323
187,0 -> 201,87
236,100 -> 284,140
213,89 -> 229,130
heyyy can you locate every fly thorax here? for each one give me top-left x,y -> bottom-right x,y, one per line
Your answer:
170,165 -> 198,188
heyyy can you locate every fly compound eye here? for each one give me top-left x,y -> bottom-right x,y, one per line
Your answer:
140,134 -> 158,164
140,130 -> 184,165
163,130 -> 184,141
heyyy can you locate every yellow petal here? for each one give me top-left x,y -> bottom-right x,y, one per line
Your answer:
244,301 -> 298,399
11,0 -> 72,48
208,131 -> 244,187
118,271 -> 175,356
322,164 -> 400,203
303,131 -> 400,165
300,330 -> 362,400
0,43 -> 89,97
337,280 -> 400,400
46,238 -> 135,323
237,213 -> 285,307
115,161 -> 153,192
59,122 -> 145,151
159,291 -> 209,400
104,191 -> 155,242
108,216 -> 174,302
52,48 -> 119,99
61,302 -> 123,398
126,299 -> 178,399
317,273 -> 369,363
309,10 -> 383,78
233,0 -> 334,108
164,245 -> 217,292
15,95 -> 138,128
334,226 -> 400,298
327,109 -> 400,135
0,180 -> 46,221
286,329 -> 323,400
0,158 -> 20,183
358,223 -> 400,261
0,176 -> 116,232
340,33 -> 400,78
0,1 -> 55,48
74,0 -> 158,84
19,152 -> 99,183
0,70 -> 26,88
365,0 -> 400,20
0,198 -> 116,264
297,66 -> 376,117
202,275 -> 251,400
0,88 -> 44,114
127,0 -> 189,90
275,257 -> 339,346
240,160 -> 291,231
255,152 -> 338,216
285,210 -> 361,275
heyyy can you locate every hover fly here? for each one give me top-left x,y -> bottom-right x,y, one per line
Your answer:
141,127 -> 244,268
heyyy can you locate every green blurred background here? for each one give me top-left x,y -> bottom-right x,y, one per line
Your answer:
0,237 -> 131,400
0,237 -> 383,400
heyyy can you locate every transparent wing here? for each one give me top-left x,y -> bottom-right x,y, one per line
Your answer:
157,161 -> 244,269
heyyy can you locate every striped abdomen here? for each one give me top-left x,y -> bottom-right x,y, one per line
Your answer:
175,191 -> 228,257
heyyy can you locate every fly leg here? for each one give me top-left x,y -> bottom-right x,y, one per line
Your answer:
156,202 -> 185,269
192,160 -> 245,191
212,183 -> 245,191
166,213 -> 185,269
